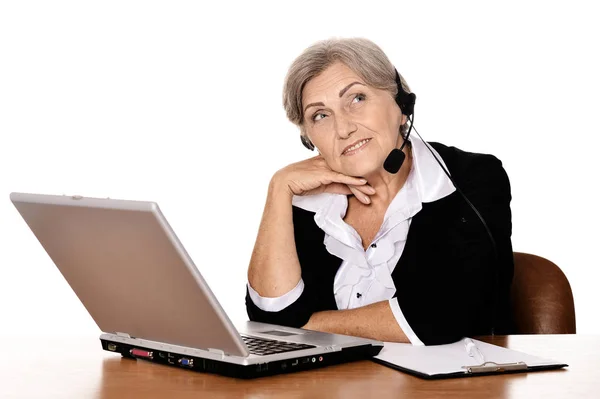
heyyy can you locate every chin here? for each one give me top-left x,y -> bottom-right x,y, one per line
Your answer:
339,156 -> 382,178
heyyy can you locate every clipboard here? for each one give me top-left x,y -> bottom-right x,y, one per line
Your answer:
372,338 -> 568,379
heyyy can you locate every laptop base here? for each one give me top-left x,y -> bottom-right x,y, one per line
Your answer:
101,338 -> 382,379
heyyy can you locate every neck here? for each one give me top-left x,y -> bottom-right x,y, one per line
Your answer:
357,145 -> 413,211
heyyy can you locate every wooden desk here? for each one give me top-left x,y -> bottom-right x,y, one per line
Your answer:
2,334 -> 598,398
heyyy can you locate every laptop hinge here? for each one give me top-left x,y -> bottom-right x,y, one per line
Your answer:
207,348 -> 226,358
115,332 -> 132,338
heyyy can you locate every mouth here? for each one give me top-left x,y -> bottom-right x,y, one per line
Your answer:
342,138 -> 372,156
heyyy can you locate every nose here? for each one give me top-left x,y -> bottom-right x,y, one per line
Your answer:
335,114 -> 358,139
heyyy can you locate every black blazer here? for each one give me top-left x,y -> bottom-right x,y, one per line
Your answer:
246,142 -> 514,345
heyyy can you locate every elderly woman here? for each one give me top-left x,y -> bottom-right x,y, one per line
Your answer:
245,38 -> 514,346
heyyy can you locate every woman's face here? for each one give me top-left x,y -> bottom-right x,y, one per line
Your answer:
302,62 -> 406,178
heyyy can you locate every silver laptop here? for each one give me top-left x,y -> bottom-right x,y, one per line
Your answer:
10,192 -> 383,378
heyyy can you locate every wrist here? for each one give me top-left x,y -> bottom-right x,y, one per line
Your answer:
303,311 -> 330,332
303,313 -> 318,331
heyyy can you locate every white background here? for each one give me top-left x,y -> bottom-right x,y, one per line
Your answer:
1,1 -> 598,336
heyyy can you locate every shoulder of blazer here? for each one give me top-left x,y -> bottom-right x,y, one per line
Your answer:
427,141 -> 506,187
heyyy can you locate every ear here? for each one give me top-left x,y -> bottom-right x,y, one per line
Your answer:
401,113 -> 408,126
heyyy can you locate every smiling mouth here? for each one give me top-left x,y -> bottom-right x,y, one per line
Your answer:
342,138 -> 372,155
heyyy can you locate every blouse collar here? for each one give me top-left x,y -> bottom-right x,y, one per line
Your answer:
291,137 -> 456,249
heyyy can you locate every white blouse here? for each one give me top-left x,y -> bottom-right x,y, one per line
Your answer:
248,136 -> 456,345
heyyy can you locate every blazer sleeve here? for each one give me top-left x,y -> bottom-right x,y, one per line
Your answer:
396,153 -> 514,345
245,206 -> 324,328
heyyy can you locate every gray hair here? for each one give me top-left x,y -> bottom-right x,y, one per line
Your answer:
282,37 -> 412,139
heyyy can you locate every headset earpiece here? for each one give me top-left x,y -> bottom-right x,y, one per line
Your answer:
394,69 -> 416,117
300,135 -> 315,151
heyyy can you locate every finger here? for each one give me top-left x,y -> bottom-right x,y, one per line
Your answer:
321,183 -> 353,195
348,185 -> 371,205
303,183 -> 351,197
326,172 -> 368,187
349,184 -> 376,196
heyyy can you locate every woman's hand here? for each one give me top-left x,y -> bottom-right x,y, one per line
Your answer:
273,155 -> 375,204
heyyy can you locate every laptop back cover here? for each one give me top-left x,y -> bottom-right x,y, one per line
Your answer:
10,192 -> 248,357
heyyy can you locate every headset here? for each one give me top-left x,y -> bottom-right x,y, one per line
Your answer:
300,67 -> 501,335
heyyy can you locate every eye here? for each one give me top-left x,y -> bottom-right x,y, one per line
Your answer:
352,93 -> 366,103
312,112 -> 327,122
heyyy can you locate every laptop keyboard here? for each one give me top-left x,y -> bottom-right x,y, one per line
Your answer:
241,335 -> 316,356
